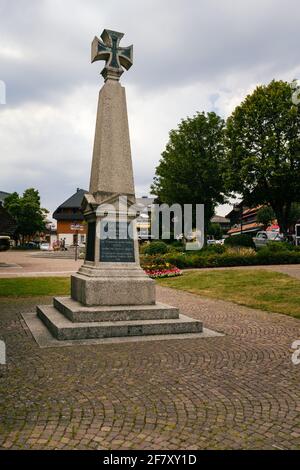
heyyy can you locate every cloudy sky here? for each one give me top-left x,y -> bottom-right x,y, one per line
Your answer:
1,0 -> 300,220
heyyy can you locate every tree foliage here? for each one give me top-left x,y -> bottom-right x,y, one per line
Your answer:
225,80 -> 300,235
151,112 -> 226,231
4,188 -> 48,242
207,222 -> 223,240
256,206 -> 276,228
289,203 -> 300,226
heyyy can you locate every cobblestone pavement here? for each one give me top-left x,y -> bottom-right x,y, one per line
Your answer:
0,287 -> 300,450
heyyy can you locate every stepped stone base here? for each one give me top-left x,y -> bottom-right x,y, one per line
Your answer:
37,297 -> 203,341
53,297 -> 179,322
71,273 -> 156,306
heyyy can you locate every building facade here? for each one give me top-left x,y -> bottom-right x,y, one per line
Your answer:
0,191 -> 10,206
211,215 -> 231,233
53,189 -> 88,247
135,196 -> 155,239
226,204 -> 264,236
0,191 -> 16,238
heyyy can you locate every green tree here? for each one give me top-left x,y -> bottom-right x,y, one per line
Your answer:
4,188 -> 48,243
151,112 -> 226,235
225,80 -> 300,236
289,203 -> 300,226
207,222 -> 223,240
256,206 -> 276,228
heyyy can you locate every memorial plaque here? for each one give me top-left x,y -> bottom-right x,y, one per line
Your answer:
86,221 -> 96,261
100,221 -> 135,262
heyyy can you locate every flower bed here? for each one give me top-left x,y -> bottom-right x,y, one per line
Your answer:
144,266 -> 182,279
141,258 -> 182,279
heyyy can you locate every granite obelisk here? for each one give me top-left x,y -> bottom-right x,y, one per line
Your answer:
36,29 -> 202,340
71,29 -> 156,306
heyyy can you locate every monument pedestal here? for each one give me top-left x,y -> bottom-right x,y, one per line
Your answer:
71,265 -> 155,306
37,299 -> 202,341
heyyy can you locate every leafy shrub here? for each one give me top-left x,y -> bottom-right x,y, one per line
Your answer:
142,241 -> 169,255
163,252 -> 194,269
202,244 -> 226,255
145,248 -> 300,270
225,247 -> 256,256
169,240 -> 185,248
256,249 -> 300,264
260,241 -> 297,252
166,244 -> 185,253
224,234 -> 255,249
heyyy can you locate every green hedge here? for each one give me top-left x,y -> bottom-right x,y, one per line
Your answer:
224,234 -> 255,249
256,250 -> 300,265
142,241 -> 169,255
259,241 -> 300,252
142,250 -> 300,270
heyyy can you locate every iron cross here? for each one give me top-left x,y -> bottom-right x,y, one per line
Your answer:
92,29 -> 133,79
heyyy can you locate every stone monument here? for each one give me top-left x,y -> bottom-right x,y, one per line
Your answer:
36,29 -> 202,341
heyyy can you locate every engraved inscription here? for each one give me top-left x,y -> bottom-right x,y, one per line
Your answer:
100,221 -> 135,263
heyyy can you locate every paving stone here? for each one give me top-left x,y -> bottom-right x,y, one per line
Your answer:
0,287 -> 300,449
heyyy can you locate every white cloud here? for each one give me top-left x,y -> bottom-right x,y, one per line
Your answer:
0,45 -> 27,60
1,0 -> 300,218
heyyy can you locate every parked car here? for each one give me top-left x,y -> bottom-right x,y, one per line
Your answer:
0,236 -> 10,252
252,231 -> 283,249
18,242 -> 40,250
40,242 -> 50,251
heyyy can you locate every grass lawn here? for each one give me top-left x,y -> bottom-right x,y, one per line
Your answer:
1,270 -> 300,319
0,277 -> 70,297
158,269 -> 300,319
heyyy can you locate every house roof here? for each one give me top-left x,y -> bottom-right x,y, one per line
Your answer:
242,205 -> 263,216
53,189 -> 88,220
56,189 -> 88,209
211,215 -> 230,224
226,204 -> 263,219
227,222 -> 264,235
225,202 -> 244,219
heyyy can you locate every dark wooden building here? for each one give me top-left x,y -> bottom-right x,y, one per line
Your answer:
53,188 -> 88,247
